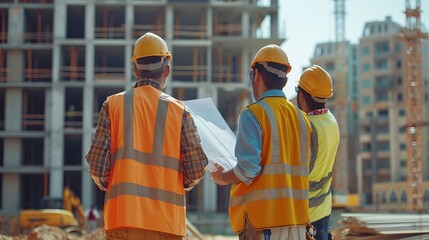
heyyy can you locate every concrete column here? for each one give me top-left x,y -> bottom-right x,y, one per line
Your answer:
49,85 -> 65,198
241,49 -> 250,83
270,12 -> 278,39
125,2 -> 134,89
165,5 -> 173,40
8,5 -> 23,44
44,89 -> 52,168
206,46 -> 212,83
85,2 -> 95,40
203,174 -> 217,212
2,88 -> 22,212
82,85 -> 94,208
206,7 -> 212,38
53,1 -> 66,39
241,11 -> 249,38
2,174 -> 20,214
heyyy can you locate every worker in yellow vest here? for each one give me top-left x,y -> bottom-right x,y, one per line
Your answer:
85,32 -> 208,240
211,44 -> 312,239
296,65 -> 340,240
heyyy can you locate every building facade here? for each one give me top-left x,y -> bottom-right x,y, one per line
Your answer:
0,0 -> 285,232
357,16 -> 429,210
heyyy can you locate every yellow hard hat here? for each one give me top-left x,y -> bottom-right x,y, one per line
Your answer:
298,65 -> 333,99
250,44 -> 291,74
131,32 -> 172,62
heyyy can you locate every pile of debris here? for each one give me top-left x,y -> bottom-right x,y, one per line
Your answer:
333,213 -> 429,240
0,225 -> 104,240
0,223 -> 219,240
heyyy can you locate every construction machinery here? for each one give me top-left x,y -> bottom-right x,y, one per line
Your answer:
19,186 -> 85,234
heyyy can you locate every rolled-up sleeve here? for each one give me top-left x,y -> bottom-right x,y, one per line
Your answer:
233,108 -> 262,185
85,102 -> 111,191
181,108 -> 209,191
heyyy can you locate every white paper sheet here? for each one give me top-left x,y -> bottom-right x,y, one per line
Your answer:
185,98 -> 237,172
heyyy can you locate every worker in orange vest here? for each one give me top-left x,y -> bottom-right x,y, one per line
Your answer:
296,65 -> 339,240
85,32 -> 208,240
211,44 -> 312,239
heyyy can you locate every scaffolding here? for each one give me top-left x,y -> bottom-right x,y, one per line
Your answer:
25,49 -> 52,82
174,8 -> 206,39
133,6 -> 164,38
24,9 -> 53,43
61,46 -> 85,81
94,6 -> 125,39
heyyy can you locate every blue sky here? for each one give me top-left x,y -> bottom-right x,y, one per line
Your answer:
279,0 -> 429,98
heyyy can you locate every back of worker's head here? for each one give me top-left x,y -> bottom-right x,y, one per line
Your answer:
297,65 -> 333,109
132,32 -> 172,81
250,44 -> 291,90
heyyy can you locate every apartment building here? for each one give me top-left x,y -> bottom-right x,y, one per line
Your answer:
310,41 -> 360,205
356,16 -> 429,211
0,0 -> 284,232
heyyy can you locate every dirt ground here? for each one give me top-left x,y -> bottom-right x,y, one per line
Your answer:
0,225 -> 237,240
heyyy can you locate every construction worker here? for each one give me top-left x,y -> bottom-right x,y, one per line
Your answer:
85,32 -> 208,240
296,65 -> 340,240
211,44 -> 312,239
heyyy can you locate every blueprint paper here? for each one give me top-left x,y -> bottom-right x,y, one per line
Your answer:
185,98 -> 237,172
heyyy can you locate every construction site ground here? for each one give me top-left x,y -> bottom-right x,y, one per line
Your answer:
0,225 -> 238,240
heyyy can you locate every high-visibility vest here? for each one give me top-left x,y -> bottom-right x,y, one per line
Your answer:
308,111 -> 339,222
229,96 -> 311,233
104,85 -> 186,236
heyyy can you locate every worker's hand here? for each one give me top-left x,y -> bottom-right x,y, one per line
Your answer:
210,163 -> 227,185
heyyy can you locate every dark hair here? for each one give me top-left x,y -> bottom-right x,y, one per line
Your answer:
254,62 -> 288,90
136,56 -> 168,79
298,86 -> 325,110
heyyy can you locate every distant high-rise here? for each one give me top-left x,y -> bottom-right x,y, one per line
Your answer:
357,16 -> 429,211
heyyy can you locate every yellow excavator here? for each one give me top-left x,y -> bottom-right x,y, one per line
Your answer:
19,186 -> 86,234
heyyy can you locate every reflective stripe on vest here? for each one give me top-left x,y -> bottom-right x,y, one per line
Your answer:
229,97 -> 311,233
104,86 -> 185,235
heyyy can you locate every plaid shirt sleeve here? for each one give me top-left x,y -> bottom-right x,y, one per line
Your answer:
181,107 -> 209,191
85,101 -> 111,191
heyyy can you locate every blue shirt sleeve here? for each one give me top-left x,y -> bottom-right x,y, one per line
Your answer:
233,108 -> 262,185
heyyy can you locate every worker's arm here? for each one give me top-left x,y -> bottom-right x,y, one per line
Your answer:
181,108 -> 209,191
85,101 -> 111,191
211,108 -> 262,186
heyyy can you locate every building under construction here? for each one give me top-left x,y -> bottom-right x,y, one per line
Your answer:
0,0 -> 284,233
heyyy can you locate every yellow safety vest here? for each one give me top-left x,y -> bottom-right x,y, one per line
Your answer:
229,96 -> 311,233
104,85 -> 186,236
308,112 -> 339,222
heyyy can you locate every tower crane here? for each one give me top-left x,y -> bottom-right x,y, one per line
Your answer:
398,0 -> 428,213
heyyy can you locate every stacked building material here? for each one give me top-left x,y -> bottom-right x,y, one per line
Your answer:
333,213 -> 429,239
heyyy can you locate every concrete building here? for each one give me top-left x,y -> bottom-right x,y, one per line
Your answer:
357,16 -> 429,210
0,0 -> 284,232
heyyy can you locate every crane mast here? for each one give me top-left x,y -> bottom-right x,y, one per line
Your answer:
399,0 -> 428,213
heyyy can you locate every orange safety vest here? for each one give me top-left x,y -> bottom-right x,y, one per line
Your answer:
229,96 -> 311,233
104,85 -> 186,236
